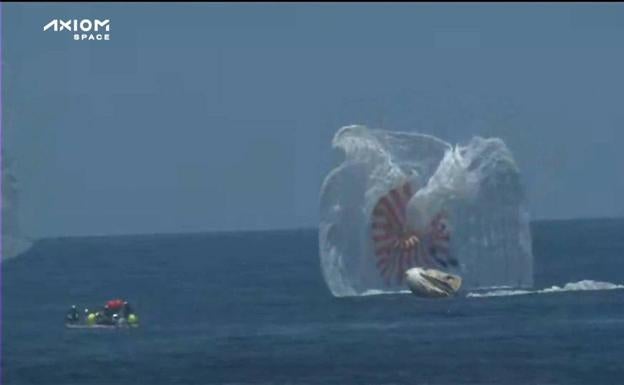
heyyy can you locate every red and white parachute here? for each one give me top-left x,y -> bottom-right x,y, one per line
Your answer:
371,181 -> 456,285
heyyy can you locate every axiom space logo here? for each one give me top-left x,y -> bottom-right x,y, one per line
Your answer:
43,19 -> 110,41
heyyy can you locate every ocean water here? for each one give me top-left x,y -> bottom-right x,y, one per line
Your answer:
2,218 -> 624,385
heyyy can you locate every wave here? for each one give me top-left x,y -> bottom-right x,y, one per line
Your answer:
319,125 -> 533,297
466,280 -> 624,298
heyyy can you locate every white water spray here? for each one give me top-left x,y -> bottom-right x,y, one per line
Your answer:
2,156 -> 32,260
319,125 -> 533,297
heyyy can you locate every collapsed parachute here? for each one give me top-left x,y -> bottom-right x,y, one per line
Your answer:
319,125 -> 533,297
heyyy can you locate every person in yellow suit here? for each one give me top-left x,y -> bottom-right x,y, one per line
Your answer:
86,312 -> 97,326
127,313 -> 139,327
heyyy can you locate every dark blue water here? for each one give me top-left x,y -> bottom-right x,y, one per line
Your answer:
3,218 -> 624,385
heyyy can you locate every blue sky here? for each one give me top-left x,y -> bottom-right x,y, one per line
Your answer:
3,3 -> 624,237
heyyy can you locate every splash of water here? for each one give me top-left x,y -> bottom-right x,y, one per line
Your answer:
2,156 -> 33,260
319,125 -> 533,297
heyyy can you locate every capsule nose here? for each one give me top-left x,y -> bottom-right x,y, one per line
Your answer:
404,267 -> 419,280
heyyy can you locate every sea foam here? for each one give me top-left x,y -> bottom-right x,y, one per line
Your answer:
467,280 -> 624,298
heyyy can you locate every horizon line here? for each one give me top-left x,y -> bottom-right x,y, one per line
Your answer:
30,215 -> 624,241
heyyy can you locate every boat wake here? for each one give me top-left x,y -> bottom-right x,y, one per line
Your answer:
467,280 -> 624,298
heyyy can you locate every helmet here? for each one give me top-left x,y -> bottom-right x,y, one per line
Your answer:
127,313 -> 139,325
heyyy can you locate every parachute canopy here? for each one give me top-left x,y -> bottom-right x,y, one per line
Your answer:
319,125 -> 533,297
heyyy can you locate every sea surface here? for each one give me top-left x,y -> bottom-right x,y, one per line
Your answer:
2,218 -> 624,385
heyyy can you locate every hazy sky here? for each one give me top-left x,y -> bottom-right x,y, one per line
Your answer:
3,3 -> 624,237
